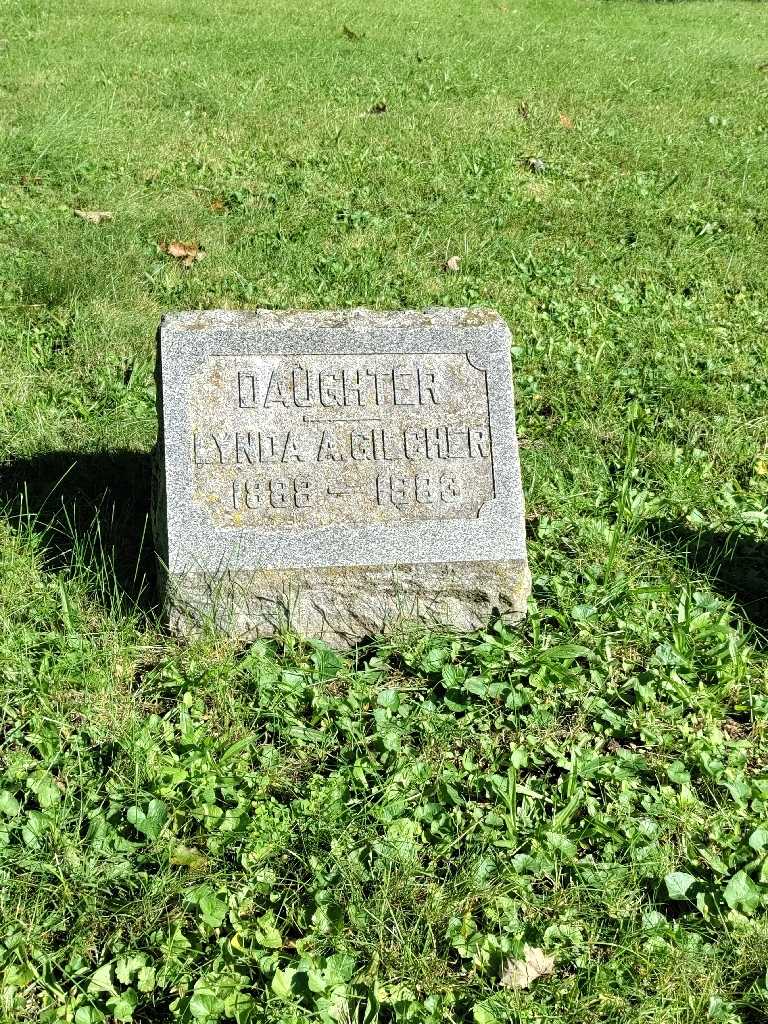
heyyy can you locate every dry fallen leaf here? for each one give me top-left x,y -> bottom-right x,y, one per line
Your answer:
723,717 -> 747,738
210,198 -> 226,213
500,946 -> 555,990
368,99 -> 388,115
342,24 -> 363,41
443,255 -> 461,273
517,100 -> 530,120
74,209 -> 113,224
158,240 -> 206,268
558,113 -> 574,129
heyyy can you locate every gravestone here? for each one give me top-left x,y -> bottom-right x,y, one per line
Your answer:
153,308 -> 529,645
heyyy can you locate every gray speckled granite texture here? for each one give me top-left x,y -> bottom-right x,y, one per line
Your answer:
153,308 -> 529,645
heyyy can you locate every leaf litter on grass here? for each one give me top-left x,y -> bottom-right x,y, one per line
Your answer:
500,946 -> 556,990
158,240 -> 206,268
74,209 -> 113,223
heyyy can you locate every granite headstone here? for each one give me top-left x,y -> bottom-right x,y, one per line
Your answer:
153,308 -> 529,644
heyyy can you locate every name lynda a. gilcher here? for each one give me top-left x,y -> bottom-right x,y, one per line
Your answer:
192,424 -> 491,465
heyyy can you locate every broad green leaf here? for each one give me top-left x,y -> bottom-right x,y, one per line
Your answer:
226,992 -> 259,1024
165,924 -> 193,956
664,872 -> 696,899
464,677 -> 488,696
254,911 -> 283,949
723,870 -> 761,914
29,772 -> 61,808
643,911 -> 668,931
106,988 -> 139,1022
271,968 -> 296,999
88,963 -> 116,995
571,604 -> 598,622
310,642 -> 345,680
544,922 -> 583,945
324,953 -> 355,986
546,832 -> 577,859
307,969 -> 327,994
420,645 -> 450,673
21,810 -> 47,848
189,987 -> 224,1019
137,965 -> 156,992
473,1001 -> 502,1023
219,737 -> 254,765
0,790 -> 21,817
386,818 -> 420,863
666,761 -> 690,785
126,799 -> 167,840
197,889 -> 227,929
115,955 -> 146,985
75,1005 -> 105,1024
540,643 -> 592,664
725,778 -> 751,804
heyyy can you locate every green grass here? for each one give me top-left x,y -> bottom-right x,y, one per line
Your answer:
2,0 -> 768,1021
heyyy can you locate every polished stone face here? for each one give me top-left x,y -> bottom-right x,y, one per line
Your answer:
153,308 -> 529,644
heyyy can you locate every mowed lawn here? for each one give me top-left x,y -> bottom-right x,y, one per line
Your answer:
1,0 -> 768,1021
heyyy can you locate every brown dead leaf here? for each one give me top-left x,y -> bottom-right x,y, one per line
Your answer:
723,717 -> 747,739
517,100 -> 530,120
368,99 -> 388,115
74,209 -> 113,224
500,946 -> 555,990
558,113 -> 574,129
443,255 -> 461,273
210,198 -> 226,213
158,240 -> 206,268
342,24 -> 364,41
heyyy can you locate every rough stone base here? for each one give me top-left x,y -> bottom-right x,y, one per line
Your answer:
164,560 -> 531,647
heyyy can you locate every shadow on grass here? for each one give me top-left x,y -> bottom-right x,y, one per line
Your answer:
0,449 -> 158,613
647,518 -> 768,635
